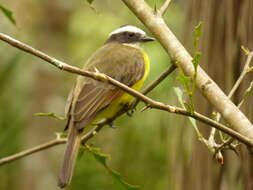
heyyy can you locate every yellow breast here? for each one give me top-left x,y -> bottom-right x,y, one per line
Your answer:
118,49 -> 150,102
92,48 -> 150,124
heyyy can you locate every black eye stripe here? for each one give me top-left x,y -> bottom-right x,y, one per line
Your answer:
107,31 -> 142,43
123,32 -> 135,37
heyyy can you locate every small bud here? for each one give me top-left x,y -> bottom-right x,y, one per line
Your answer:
215,151 -> 224,165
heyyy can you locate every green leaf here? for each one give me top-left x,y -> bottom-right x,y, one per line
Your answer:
87,146 -> 108,167
86,146 -> 140,190
176,70 -> 191,91
174,87 -> 184,105
194,22 -> 203,49
0,5 -> 16,25
34,112 -> 66,120
86,0 -> 94,4
194,22 -> 203,38
191,22 -> 203,103
173,87 -> 202,138
242,81 -> 253,101
192,22 -> 203,73
174,85 -> 193,113
176,69 -> 195,112
241,45 -> 250,55
192,51 -> 201,71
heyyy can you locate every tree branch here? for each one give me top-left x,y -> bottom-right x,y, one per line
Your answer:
0,121 -> 107,166
121,0 -> 253,141
228,51 -> 253,99
142,64 -> 177,95
0,138 -> 66,166
132,64 -> 177,107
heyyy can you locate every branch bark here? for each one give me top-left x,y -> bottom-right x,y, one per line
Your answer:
121,0 -> 253,141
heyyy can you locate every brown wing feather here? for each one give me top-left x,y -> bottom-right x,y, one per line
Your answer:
74,89 -> 123,130
67,43 -> 145,131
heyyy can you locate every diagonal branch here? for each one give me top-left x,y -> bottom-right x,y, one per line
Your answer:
132,64 -> 177,107
142,63 -> 177,95
227,51 -> 253,99
0,138 -> 66,166
0,120 -> 106,166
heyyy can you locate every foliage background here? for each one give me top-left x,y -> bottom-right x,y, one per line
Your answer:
0,0 -> 252,190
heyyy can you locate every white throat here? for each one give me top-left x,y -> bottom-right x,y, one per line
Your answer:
122,42 -> 142,49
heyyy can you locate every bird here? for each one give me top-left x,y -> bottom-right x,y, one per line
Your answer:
58,25 -> 154,188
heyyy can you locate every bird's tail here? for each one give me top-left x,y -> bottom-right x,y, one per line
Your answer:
58,123 -> 81,188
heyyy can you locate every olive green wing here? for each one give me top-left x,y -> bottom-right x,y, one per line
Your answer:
68,43 -> 145,130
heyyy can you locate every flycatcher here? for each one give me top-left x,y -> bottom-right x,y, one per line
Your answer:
58,25 -> 154,188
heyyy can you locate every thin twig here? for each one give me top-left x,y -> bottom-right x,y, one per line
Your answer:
227,51 -> 253,99
132,64 -> 177,107
208,51 -> 253,142
0,121 -> 107,166
0,139 -> 66,166
159,0 -> 172,16
238,82 -> 253,108
142,64 -> 177,95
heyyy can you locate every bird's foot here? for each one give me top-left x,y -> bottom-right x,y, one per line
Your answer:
108,121 -> 118,129
121,102 -> 136,117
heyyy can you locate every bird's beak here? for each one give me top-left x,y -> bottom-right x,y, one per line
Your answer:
141,36 -> 155,42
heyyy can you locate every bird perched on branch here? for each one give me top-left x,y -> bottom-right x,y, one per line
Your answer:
58,25 -> 154,188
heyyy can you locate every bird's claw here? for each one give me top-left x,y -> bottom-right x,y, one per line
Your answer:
108,121 -> 117,129
121,103 -> 136,117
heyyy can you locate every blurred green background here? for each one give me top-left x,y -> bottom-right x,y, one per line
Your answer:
1,0 -> 253,190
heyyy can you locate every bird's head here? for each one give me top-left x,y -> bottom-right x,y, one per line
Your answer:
106,25 -> 155,46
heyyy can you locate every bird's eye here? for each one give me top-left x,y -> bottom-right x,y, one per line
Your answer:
128,33 -> 135,37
